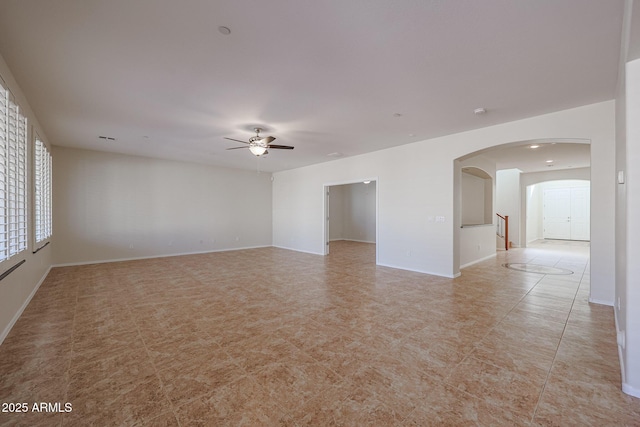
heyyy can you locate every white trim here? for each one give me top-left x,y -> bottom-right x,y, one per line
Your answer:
0,266 -> 51,346
460,253 -> 497,269
52,245 -> 272,268
377,262 -> 454,278
272,245 -> 323,256
622,383 -> 640,399
588,297 -> 614,306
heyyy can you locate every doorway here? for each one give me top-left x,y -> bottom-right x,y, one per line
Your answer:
323,180 -> 378,262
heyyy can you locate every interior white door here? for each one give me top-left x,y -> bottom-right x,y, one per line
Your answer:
570,187 -> 590,240
543,187 -> 590,241
543,189 -> 571,239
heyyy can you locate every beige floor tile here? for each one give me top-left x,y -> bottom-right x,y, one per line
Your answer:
0,240 -> 638,425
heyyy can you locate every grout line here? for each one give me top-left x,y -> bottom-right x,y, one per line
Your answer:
125,274 -> 184,427
530,255 -> 586,424
61,273 -> 80,427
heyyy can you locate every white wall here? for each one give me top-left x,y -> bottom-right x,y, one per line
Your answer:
0,54 -> 53,344
328,182 -> 376,243
343,182 -> 376,243
461,173 -> 486,225
328,185 -> 344,240
622,56 -> 640,397
496,169 -> 522,247
52,146 -> 273,265
273,101 -> 615,289
460,225 -> 495,268
458,155 -> 496,267
614,0 -> 640,399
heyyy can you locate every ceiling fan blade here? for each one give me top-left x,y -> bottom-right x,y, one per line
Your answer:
224,137 -> 250,144
261,136 -> 276,144
226,146 -> 249,150
267,144 -> 294,150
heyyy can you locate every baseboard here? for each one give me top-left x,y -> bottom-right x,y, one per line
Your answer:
0,265 -> 52,346
614,312 -> 626,391
272,245 -> 324,256
622,383 -> 640,398
588,297 -> 614,307
340,238 -> 376,244
52,245 -> 273,268
376,262 -> 454,278
460,253 -> 497,269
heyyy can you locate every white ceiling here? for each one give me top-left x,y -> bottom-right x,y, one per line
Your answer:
0,0 -> 625,173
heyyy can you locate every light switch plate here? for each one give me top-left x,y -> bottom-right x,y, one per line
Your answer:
618,171 -> 625,184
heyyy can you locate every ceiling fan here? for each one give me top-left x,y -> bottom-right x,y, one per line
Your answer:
224,128 -> 294,156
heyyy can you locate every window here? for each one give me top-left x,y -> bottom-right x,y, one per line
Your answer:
0,82 -> 28,262
34,137 -> 52,243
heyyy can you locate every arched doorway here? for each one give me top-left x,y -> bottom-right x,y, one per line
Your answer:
455,138 -> 591,270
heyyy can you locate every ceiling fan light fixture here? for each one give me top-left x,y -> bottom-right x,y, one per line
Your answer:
249,145 -> 267,156
224,126 -> 293,156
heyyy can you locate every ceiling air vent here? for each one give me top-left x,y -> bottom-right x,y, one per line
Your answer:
98,136 -> 116,141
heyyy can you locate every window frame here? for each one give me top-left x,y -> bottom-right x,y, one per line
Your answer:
34,134 -> 52,246
0,79 -> 29,266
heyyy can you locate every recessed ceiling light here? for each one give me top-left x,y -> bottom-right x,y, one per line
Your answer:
218,26 -> 231,35
327,152 -> 343,157
474,108 -> 487,115
363,180 -> 371,184
530,144 -> 540,149
546,160 -> 554,163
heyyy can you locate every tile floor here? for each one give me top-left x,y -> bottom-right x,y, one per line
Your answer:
0,240 -> 639,426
